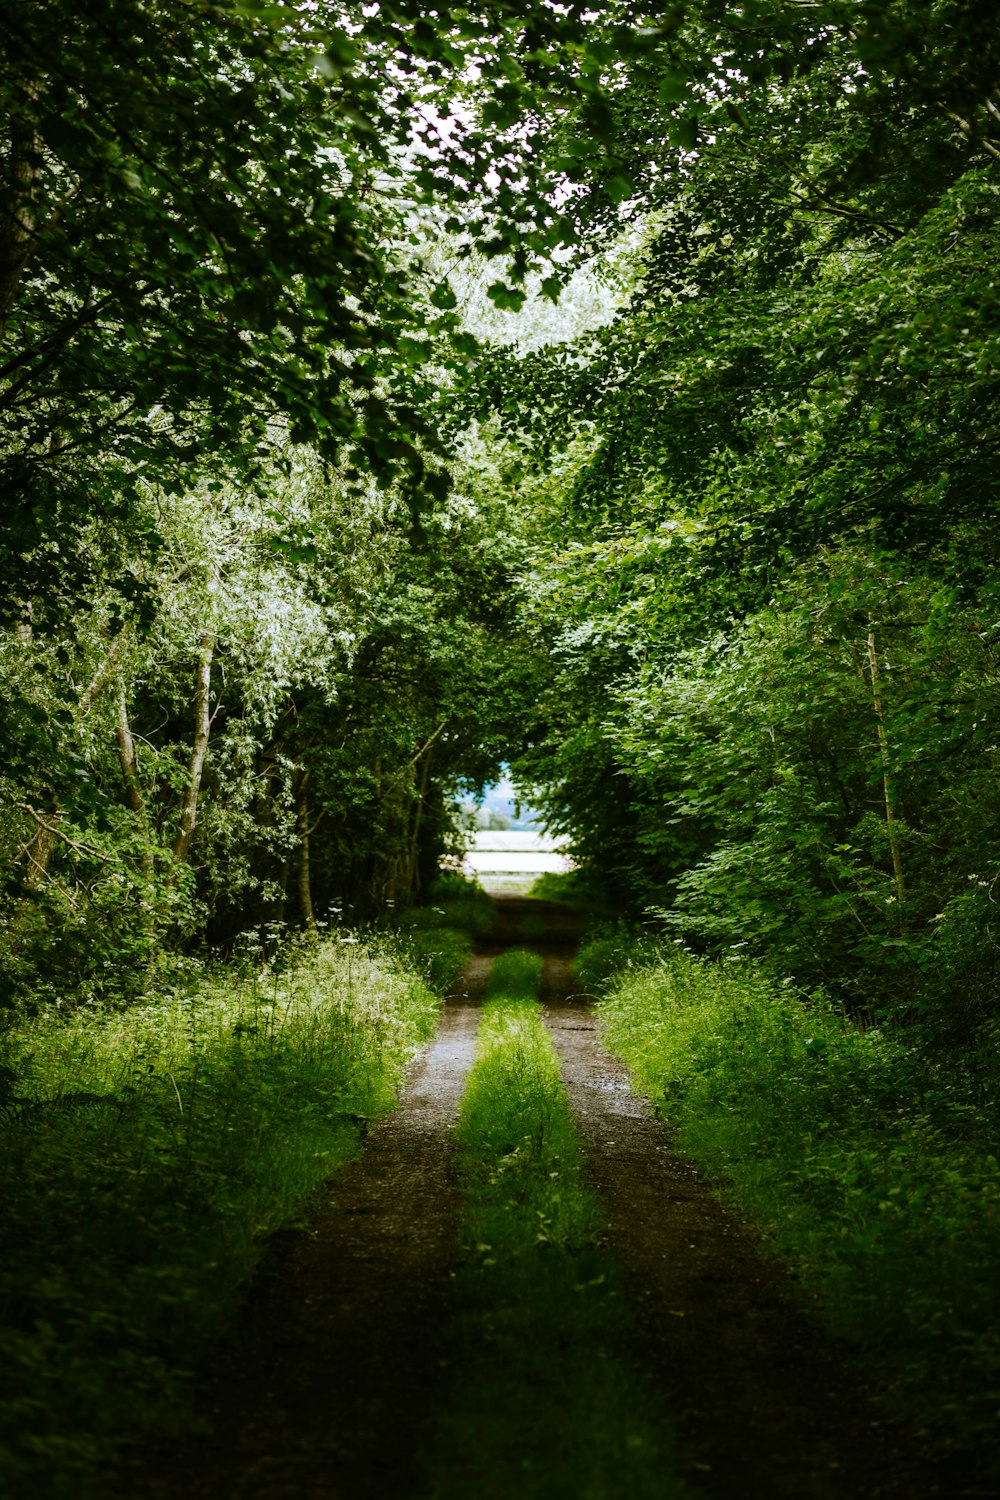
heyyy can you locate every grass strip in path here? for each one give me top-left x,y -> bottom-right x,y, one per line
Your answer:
431,947 -> 689,1500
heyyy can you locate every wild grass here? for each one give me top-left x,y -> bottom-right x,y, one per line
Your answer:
589,939 -> 1000,1471
573,919 -> 663,992
527,867 -> 609,910
0,934 -> 440,1498
431,950 -> 688,1500
387,871 -> 495,991
484,945 -> 545,999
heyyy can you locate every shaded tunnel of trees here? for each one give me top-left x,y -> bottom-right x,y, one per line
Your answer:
3,0 -> 1000,1047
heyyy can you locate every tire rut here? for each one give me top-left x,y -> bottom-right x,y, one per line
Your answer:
118,898 -> 975,1499
540,948 -> 971,1500
123,980 -> 488,1500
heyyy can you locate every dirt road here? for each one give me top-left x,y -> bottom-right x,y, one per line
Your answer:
536,928 -> 966,1500
125,976 -> 487,1499
121,897 -> 977,1498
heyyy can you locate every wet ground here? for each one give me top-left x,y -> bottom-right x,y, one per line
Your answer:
538,938 -> 974,1500
120,897 -> 983,1498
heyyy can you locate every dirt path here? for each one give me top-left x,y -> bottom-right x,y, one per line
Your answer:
120,896 -> 977,1499
534,923 -> 974,1500
124,979 -> 487,1500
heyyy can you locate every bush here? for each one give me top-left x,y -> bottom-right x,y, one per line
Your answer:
573,921 -> 663,993
527,867 -> 608,908
383,874 -> 494,992
596,944 -> 1000,1469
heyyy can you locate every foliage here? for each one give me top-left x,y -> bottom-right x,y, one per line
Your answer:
528,866 -> 615,911
0,932 -> 439,1496
593,939 -> 1000,1477
0,0 -> 661,998
9,3 -> 1000,1484
464,3 -> 1000,1038
426,868 -> 495,911
572,920 -> 663,994
605,556 -> 1000,1028
0,446 -> 532,1000
385,872 -> 495,992
433,964 -> 688,1500
0,0 -> 662,606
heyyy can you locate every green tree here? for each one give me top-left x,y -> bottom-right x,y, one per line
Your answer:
462,1 -> 1000,1035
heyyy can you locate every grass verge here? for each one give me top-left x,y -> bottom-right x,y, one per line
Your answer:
527,867 -> 609,911
588,938 -> 1000,1475
387,871 -> 495,991
0,934 -> 441,1498
431,948 -> 688,1500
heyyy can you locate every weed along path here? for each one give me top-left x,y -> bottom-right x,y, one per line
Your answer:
127,989 -> 486,1500
534,914 -> 962,1500
124,895 -> 958,1500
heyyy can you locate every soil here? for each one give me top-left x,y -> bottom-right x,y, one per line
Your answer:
122,971 -> 488,1500
119,897 -> 986,1498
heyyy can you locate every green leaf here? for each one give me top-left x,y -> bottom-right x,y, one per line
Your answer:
604,173 -> 633,204
486,282 -> 527,312
430,280 -> 458,311
450,330 -> 481,356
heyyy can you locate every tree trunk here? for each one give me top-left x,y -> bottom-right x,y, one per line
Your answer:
866,629 -> 907,931
114,680 -> 155,881
115,680 -> 146,820
0,104 -> 40,343
407,736 -> 436,902
20,800 -> 58,889
296,772 -> 318,939
169,569 -> 219,875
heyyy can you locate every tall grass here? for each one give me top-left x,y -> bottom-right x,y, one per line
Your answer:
590,940 -> 1000,1469
0,935 -> 440,1497
431,951 -> 688,1500
386,871 -> 495,990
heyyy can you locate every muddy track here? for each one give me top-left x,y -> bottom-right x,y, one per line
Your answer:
120,897 -> 978,1498
122,976 -> 488,1500
539,947 -> 948,1500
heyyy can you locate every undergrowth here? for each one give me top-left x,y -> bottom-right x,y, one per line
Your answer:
528,867 -> 609,911
431,949 -> 688,1500
0,934 -> 441,1498
588,938 -> 1000,1476
386,871 -> 495,991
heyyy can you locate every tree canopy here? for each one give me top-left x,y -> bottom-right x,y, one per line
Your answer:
3,0 -> 1000,1042
458,0 -> 1000,1034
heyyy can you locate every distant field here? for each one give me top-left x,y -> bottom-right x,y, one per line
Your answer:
453,830 -> 574,892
